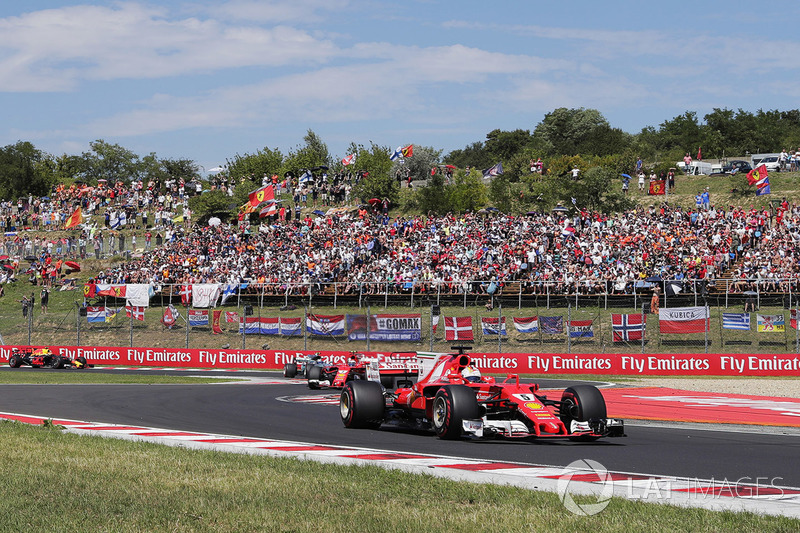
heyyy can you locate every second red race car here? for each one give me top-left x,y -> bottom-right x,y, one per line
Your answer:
339,347 -> 624,442
307,352 -> 419,390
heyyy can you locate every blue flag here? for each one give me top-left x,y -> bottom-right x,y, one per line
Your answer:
540,316 -> 563,334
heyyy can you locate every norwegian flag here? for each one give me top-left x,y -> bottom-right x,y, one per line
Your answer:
180,284 -> 192,306
125,304 -> 145,321
444,316 -> 474,341
612,313 -> 645,342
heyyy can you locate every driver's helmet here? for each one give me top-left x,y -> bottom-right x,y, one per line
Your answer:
461,364 -> 482,383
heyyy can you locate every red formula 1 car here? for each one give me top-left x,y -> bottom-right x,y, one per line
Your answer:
8,347 -> 91,370
307,352 -> 419,390
339,347 -> 624,441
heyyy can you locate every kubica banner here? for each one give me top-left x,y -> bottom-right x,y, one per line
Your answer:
346,313 -> 422,342
2,345 -> 800,376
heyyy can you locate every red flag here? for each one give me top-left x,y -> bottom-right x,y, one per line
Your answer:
746,165 -> 768,186
125,305 -> 145,321
64,207 -> 82,229
180,285 -> 192,306
342,154 -> 355,166
648,180 -> 666,195
259,202 -> 277,218
212,310 -> 223,334
83,282 -> 96,299
225,311 -> 239,323
248,185 -> 274,207
161,305 -> 178,328
697,147 -> 702,161
444,316 -> 473,341
401,144 -> 413,158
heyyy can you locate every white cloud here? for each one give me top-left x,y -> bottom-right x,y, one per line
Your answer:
0,3 -> 339,91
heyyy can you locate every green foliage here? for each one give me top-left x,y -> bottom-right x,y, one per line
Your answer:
417,173 -> 450,214
447,170 -> 488,213
544,155 -> 588,179
226,146 -> 284,183
532,107 -> 628,156
0,141 -> 56,199
484,129 -> 533,162
487,174 -> 523,213
391,145 -> 442,182
282,129 -> 330,175
82,140 -> 142,184
443,141 -> 493,170
188,190 -> 238,224
349,142 -> 397,204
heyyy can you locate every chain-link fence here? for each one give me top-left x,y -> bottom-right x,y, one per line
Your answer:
6,280 -> 800,354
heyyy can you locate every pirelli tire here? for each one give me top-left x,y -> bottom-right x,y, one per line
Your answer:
50,356 -> 65,369
340,380 -> 385,429
307,365 -> 322,389
432,385 -> 480,440
76,356 -> 89,369
8,355 -> 23,368
283,363 -> 298,378
560,385 -> 607,441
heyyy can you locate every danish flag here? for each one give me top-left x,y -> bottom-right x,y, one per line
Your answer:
444,316 -> 474,341
180,285 -> 192,306
125,305 -> 145,321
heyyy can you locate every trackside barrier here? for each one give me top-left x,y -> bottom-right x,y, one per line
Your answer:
2,345 -> 799,377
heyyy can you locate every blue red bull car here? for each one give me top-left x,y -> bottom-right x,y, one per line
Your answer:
8,347 -> 91,369
339,347 -> 624,441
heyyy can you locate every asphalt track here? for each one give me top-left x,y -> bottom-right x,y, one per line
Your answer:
1,368 -> 799,487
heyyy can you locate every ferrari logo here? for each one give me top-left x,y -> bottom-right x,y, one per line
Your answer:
256,190 -> 265,202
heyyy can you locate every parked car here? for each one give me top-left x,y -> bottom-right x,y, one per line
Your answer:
723,160 -> 753,174
756,156 -> 780,173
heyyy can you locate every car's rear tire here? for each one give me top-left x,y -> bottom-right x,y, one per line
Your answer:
560,385 -> 607,441
307,365 -> 322,389
340,380 -> 384,429
9,355 -> 22,368
432,385 -> 480,440
284,363 -> 297,378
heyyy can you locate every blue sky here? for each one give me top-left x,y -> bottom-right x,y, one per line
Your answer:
1,1 -> 797,171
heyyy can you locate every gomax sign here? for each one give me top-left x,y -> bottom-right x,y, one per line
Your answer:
1,345 -> 800,376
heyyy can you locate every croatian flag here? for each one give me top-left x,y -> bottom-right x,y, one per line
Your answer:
445,316 -> 474,341
480,317 -> 507,336
512,316 -> 539,333
612,313 -> 645,342
306,314 -> 345,336
659,306 -> 709,334
188,309 -> 209,327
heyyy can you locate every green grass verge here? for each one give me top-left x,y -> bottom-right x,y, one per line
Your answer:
0,371 -> 243,385
1,422 -> 797,532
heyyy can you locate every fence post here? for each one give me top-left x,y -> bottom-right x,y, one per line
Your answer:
385,281 -> 389,309
366,301 -> 371,352
567,304 -> 571,355
640,304 -> 652,355
518,281 -> 522,310
498,301 -> 502,353
333,282 -> 338,309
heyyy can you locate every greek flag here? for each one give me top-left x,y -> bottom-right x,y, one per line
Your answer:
722,312 -> 750,331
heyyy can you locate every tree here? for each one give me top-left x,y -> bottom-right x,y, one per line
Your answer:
348,142 -> 397,204
533,108 -> 613,156
188,190 -> 237,224
390,145 -> 442,183
0,141 -> 56,199
417,173 -> 450,214
444,141 -> 493,170
484,129 -> 533,162
447,169 -> 488,213
82,140 -> 141,184
282,129 -> 331,175
225,146 -> 284,184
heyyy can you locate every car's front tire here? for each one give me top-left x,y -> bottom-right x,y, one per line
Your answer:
432,385 -> 480,440
307,365 -> 322,389
560,385 -> 607,441
340,380 -> 384,429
